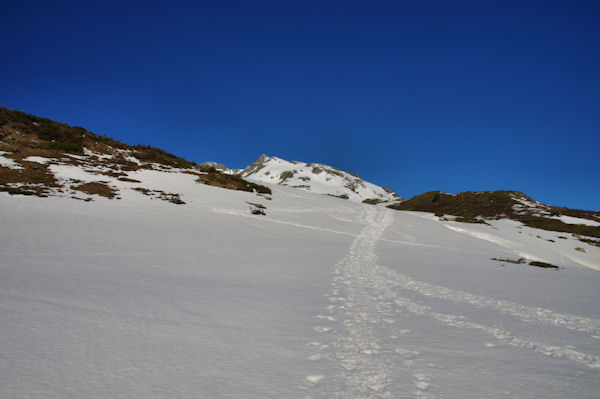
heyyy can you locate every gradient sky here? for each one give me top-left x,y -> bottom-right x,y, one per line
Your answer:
2,1 -> 599,209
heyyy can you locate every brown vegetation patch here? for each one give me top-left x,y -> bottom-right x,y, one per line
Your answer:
133,145 -> 195,169
98,170 -> 128,178
389,191 -> 518,218
159,192 -> 185,205
196,172 -> 271,194
117,177 -> 141,183
529,261 -> 559,269
181,170 -> 205,177
72,182 -> 117,199
132,187 -> 185,204
454,217 -> 489,224
327,193 -> 349,200
491,257 -> 526,264
247,201 -> 267,215
133,187 -> 153,196
577,237 -> 600,247
362,198 -> 385,205
517,216 -> 600,239
280,170 -> 294,181
0,145 -> 62,162
389,190 -> 600,238
345,182 -> 359,193
71,196 -> 93,202
491,257 -> 559,269
549,206 -> 600,223
197,162 -> 229,173
0,161 -> 59,197
109,155 -> 143,171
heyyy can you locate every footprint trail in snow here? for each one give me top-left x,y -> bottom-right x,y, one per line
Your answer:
308,207 -> 433,397
306,207 -> 599,398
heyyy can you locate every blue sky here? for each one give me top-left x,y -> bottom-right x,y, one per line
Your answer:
2,1 -> 599,209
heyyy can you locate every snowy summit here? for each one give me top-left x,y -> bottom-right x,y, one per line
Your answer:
241,154 -> 402,203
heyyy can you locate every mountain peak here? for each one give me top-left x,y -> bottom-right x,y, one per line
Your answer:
240,154 -> 402,203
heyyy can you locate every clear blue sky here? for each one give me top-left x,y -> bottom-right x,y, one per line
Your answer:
2,0 -> 599,210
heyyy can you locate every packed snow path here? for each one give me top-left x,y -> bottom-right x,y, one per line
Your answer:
326,207 -> 396,396
307,207 -> 599,398
307,207 -> 433,398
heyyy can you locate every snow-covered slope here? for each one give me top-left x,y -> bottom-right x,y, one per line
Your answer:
240,154 -> 402,203
1,162 -> 600,398
3,108 -> 599,397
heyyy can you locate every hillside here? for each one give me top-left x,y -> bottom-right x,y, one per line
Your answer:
389,190 -> 600,242
0,106 -> 270,201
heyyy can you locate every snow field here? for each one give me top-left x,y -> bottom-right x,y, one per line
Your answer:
1,168 -> 599,398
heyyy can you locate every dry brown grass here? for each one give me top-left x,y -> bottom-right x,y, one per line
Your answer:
72,182 -> 118,199
528,261 -> 559,269
132,187 -> 185,204
117,177 -> 141,183
491,257 -> 526,264
389,191 -> 600,238
196,172 -> 271,194
327,193 -> 349,200
0,160 -> 59,197
362,198 -> 385,205
1,106 -> 196,169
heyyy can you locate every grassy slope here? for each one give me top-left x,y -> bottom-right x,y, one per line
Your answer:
389,191 -> 600,239
0,106 -> 270,196
0,106 -> 195,168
